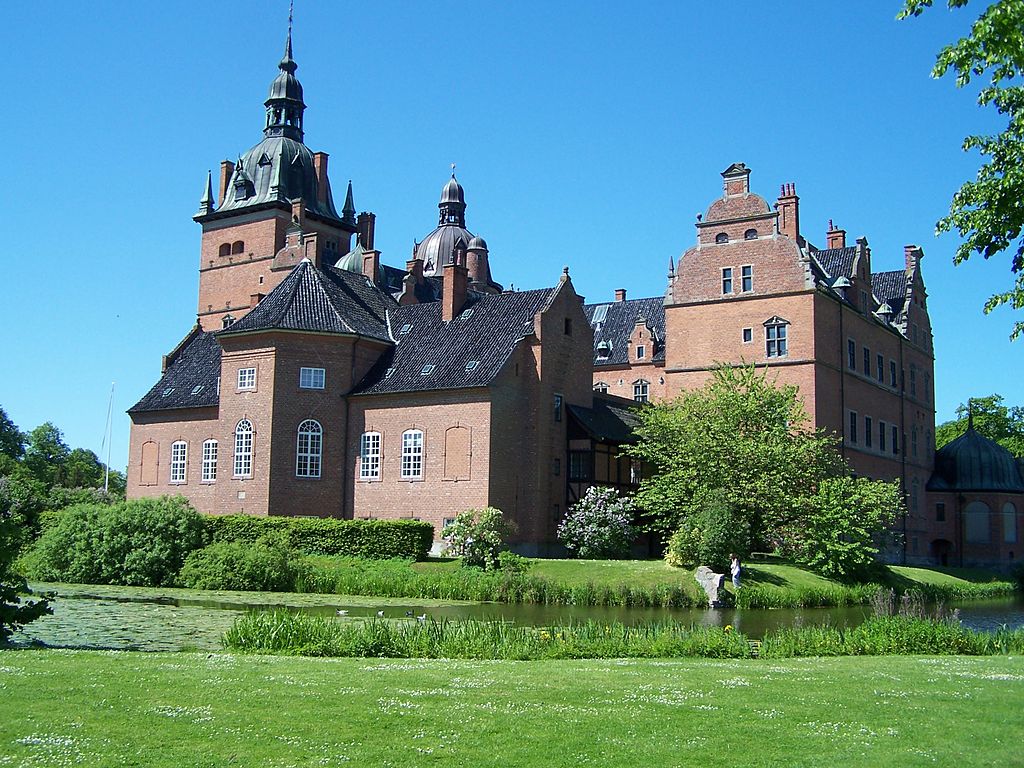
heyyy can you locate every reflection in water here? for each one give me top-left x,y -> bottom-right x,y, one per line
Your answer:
10,585 -> 1024,653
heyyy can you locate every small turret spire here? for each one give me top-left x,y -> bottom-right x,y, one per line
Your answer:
342,180 -> 356,225
196,170 -> 215,216
263,1 -> 305,141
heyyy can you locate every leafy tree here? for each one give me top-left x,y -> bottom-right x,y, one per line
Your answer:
442,507 -> 511,570
0,477 -> 50,642
663,488 -> 751,571
0,407 -> 22,460
557,486 -> 636,559
22,423 -> 70,486
935,393 -> 1024,455
625,364 -> 843,544
63,448 -> 105,489
781,477 -> 905,581
900,0 -> 1024,339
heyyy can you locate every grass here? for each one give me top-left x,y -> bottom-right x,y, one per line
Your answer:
1,648 -> 1023,766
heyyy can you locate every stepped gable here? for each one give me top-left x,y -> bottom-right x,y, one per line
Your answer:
129,327 -> 222,413
585,296 -> 666,366
219,260 -> 395,342
353,287 -> 557,395
927,427 -> 1024,493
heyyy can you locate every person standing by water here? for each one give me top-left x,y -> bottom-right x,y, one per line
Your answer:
730,554 -> 741,589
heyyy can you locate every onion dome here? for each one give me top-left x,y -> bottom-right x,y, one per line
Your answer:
928,426 -> 1024,492
441,175 -> 465,206
335,241 -> 364,273
263,22 -> 306,142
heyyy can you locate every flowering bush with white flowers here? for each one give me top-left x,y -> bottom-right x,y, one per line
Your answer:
442,507 -> 510,570
557,486 -> 635,559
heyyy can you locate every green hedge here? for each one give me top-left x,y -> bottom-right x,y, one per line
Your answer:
203,515 -> 434,560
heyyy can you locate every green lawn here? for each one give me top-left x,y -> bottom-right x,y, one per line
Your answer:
1,649 -> 1022,766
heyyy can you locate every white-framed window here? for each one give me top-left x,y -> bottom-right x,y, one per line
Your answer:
296,420 -> 322,478
594,382 -> 609,394
234,419 -> 253,477
742,328 -> 752,343
741,265 -> 753,292
360,431 -> 382,480
401,429 -> 424,480
636,345 -> 646,359
201,439 -> 218,482
170,441 -> 187,483
633,379 -> 649,403
765,319 -> 788,358
237,367 -> 256,390
721,267 -> 733,294
299,367 -> 325,389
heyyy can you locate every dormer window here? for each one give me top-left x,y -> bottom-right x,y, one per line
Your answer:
222,315 -> 235,329
715,233 -> 729,244
594,382 -> 609,393
596,340 -> 611,360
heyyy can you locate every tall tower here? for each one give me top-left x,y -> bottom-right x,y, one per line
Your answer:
191,18 -> 358,330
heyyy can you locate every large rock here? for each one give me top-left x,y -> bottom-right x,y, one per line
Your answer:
694,565 -> 727,608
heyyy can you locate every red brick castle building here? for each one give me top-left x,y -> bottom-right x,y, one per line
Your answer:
128,30 -> 1023,563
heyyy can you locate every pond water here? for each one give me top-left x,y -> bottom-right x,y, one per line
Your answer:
9,582 -> 1024,653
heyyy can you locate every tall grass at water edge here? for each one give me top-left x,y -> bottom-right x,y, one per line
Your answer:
734,579 -> 1016,609
223,610 -> 1024,660
293,557 -> 703,608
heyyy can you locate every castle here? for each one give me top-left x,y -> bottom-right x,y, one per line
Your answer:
127,28 -> 1023,564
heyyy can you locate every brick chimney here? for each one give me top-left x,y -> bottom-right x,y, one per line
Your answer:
357,212 -> 376,250
361,249 -> 381,283
291,198 -> 305,228
904,244 -> 922,273
615,288 -> 627,302
776,183 -> 800,242
249,292 -> 265,308
313,152 -> 329,207
442,251 -> 469,322
219,160 -> 235,206
406,257 -> 424,284
826,219 -> 846,249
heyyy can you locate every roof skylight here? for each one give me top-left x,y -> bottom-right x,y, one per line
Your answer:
420,364 -> 436,376
465,360 -> 479,371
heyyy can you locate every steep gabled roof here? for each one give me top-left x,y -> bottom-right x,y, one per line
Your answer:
352,288 -> 556,395
129,328 -> 222,414
813,246 -> 857,280
585,296 -> 666,366
872,270 -> 909,316
219,260 -> 395,342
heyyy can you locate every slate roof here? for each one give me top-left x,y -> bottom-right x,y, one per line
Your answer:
872,270 -> 909,316
352,287 -> 557,396
813,246 -> 857,280
568,395 -> 641,444
219,260 -> 395,342
585,296 -> 666,366
129,328 -> 222,414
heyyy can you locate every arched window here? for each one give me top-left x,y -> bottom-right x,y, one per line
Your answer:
202,439 -> 218,482
359,431 -> 381,480
170,441 -> 187,483
234,420 -> 253,477
965,501 -> 991,543
218,243 -> 231,257
296,420 -> 322,478
231,240 -> 245,255
401,429 -> 424,480
1004,502 -> 1018,543
715,232 -> 729,244
744,228 -> 757,240
633,379 -> 649,403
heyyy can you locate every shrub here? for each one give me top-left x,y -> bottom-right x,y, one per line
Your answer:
557,486 -> 635,559
0,476 -> 50,641
203,515 -> 433,560
22,496 -> 204,587
442,507 -> 510,570
664,488 -> 750,571
498,551 -> 533,573
178,539 -> 296,592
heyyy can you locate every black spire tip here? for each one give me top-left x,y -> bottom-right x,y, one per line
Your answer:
279,0 -> 297,73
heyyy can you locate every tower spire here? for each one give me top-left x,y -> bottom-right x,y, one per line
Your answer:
196,170 -> 215,216
263,1 -> 305,141
342,180 -> 356,226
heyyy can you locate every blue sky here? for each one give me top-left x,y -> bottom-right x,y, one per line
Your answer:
1,1 -> 1020,470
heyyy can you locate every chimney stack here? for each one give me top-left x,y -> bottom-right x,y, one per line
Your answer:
442,249 -> 469,322
291,198 -> 305,228
357,212 -> 376,250
776,183 -> 800,242
219,160 -> 235,206
313,152 -> 329,206
615,288 -> 627,302
826,219 -> 846,249
406,257 -> 424,284
361,249 -> 381,283
904,244 -> 922,273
